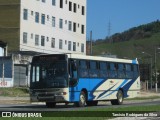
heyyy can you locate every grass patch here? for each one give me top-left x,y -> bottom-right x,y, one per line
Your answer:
85,105 -> 160,111
0,87 -> 29,97
1,118 -> 105,120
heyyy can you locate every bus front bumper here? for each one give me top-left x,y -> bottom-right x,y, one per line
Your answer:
30,90 -> 69,102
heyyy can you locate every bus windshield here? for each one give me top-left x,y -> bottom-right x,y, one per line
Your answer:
30,61 -> 68,89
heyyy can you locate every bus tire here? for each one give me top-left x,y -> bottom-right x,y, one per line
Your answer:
46,102 -> 56,108
111,90 -> 123,105
75,91 -> 86,107
87,101 -> 98,106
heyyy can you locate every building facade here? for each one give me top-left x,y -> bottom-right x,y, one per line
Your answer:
0,0 -> 86,54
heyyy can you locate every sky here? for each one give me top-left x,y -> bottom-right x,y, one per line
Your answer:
87,0 -> 160,40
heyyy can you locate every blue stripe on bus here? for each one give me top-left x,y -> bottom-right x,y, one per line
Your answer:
97,83 -> 117,99
122,78 -> 137,97
89,78 -> 108,100
99,79 -> 128,99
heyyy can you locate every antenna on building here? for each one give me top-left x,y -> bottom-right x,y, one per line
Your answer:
108,21 -> 112,43
90,31 -> 93,55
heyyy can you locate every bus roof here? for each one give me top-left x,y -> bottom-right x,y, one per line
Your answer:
67,54 -> 138,64
32,53 -> 138,64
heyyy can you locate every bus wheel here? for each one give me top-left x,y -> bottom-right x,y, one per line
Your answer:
87,101 -> 98,106
46,102 -> 56,108
111,90 -> 123,105
75,91 -> 86,107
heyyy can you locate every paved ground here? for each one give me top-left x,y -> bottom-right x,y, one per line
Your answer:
0,91 -> 159,119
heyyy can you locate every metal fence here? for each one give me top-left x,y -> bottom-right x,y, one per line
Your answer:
14,64 -> 28,87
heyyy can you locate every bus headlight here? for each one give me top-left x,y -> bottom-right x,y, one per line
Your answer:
55,92 -> 67,96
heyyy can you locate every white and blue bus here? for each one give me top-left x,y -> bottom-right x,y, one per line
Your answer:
30,54 -> 140,107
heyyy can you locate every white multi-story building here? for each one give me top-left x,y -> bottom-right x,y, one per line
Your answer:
0,0 -> 86,54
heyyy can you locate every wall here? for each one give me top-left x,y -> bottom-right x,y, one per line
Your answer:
0,0 -> 20,52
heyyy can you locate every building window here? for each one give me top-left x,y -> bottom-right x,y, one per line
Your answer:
41,36 -> 45,46
35,12 -> 39,23
73,42 -> 76,51
59,19 -> 63,29
73,22 -> 76,32
60,0 -> 63,8
59,39 -> 63,49
35,35 -> 39,46
42,0 -> 45,3
68,41 -> 71,51
65,40 -> 67,45
68,21 -> 72,31
52,17 -> 56,27
23,9 -> 28,20
69,1 -> 72,11
41,14 -> 45,24
52,0 -> 56,6
73,3 -> 77,13
23,32 -> 27,44
81,43 -> 84,53
65,20 -> 67,24
51,38 -> 55,48
81,25 -> 84,34
47,15 -> 49,21
31,33 -> 33,39
31,11 -> 34,16
46,37 -> 49,42
82,6 -> 85,15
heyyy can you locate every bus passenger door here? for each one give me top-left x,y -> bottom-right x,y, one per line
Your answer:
69,60 -> 78,101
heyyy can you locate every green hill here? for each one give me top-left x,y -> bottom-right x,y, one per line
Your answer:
92,20 -> 160,74
93,31 -> 160,85
93,32 -> 160,68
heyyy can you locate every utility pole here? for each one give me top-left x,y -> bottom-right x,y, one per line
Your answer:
90,31 -> 92,55
108,21 -> 112,43
154,47 -> 160,92
155,47 -> 158,93
108,21 -> 111,38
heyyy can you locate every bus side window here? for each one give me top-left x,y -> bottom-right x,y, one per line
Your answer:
71,60 -> 77,79
99,62 -> 108,78
69,60 -> 78,86
118,64 -> 125,78
109,63 -> 117,78
133,65 -> 139,78
125,64 -> 133,79
78,60 -> 88,78
89,61 -> 99,78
